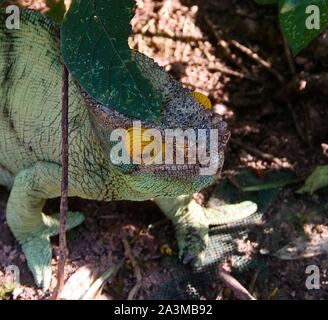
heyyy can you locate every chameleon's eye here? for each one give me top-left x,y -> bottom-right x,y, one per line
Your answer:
191,91 -> 212,110
124,127 -> 165,164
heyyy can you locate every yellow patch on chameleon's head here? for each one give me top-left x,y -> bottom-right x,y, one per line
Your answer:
191,91 -> 212,110
124,127 -> 165,164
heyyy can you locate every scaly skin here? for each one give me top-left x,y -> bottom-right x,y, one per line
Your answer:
156,196 -> 257,265
0,9 -> 230,290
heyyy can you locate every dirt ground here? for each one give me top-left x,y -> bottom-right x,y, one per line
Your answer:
0,0 -> 327,300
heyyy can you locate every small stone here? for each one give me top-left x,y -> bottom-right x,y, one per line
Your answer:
259,248 -> 270,255
295,56 -> 308,66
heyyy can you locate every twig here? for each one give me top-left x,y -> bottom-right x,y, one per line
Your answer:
282,35 -> 296,75
208,64 -> 260,82
227,176 -> 243,191
122,235 -> 143,300
218,267 -> 256,300
133,30 -> 206,43
52,65 -> 69,300
301,101 -> 312,145
217,39 -> 251,76
203,14 -> 284,84
286,102 -> 308,145
249,269 -> 260,294
203,15 -> 252,78
230,137 -> 282,165
230,39 -> 284,83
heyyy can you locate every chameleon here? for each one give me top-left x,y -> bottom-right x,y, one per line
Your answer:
0,8 -> 255,290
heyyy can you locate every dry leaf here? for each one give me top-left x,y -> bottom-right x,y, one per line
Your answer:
82,262 -> 122,300
60,265 -> 98,300
275,231 -> 328,260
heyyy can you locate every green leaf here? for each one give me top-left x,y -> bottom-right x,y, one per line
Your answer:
279,0 -> 328,56
297,165 -> 328,194
241,176 -> 299,192
45,0 -> 66,24
61,0 -> 163,122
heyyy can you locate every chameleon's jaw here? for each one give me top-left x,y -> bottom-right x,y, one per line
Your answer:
124,163 -> 219,200
131,111 -> 229,196
132,122 -> 227,182
138,164 -> 204,177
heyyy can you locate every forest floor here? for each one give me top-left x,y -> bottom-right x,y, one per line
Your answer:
0,0 -> 328,300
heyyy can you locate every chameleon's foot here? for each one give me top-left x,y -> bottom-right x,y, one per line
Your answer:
175,219 -> 209,267
156,196 -> 257,268
21,233 -> 52,290
19,212 -> 84,290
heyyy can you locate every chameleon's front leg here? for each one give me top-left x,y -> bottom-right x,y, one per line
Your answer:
155,196 -> 257,266
6,162 -> 84,290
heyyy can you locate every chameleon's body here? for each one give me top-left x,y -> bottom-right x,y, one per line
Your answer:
0,9 -> 232,290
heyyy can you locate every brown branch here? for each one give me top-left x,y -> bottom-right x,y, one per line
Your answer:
208,63 -> 259,82
218,267 -> 256,300
203,14 -> 284,84
286,102 -> 308,145
230,137 -> 282,165
122,235 -> 143,300
249,268 -> 261,294
203,15 -> 252,78
132,30 -> 206,43
282,35 -> 296,75
230,39 -> 284,83
52,64 -> 69,300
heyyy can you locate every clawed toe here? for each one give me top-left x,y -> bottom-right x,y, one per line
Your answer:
21,234 -> 52,290
19,212 -> 84,290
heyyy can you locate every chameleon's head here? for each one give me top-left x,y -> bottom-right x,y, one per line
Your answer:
84,52 -> 229,200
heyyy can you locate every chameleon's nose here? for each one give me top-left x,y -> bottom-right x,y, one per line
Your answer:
211,105 -> 230,147
211,104 -> 224,126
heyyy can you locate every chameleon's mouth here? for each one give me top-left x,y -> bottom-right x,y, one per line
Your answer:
135,150 -> 225,177
138,163 -> 202,177
127,105 -> 230,177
